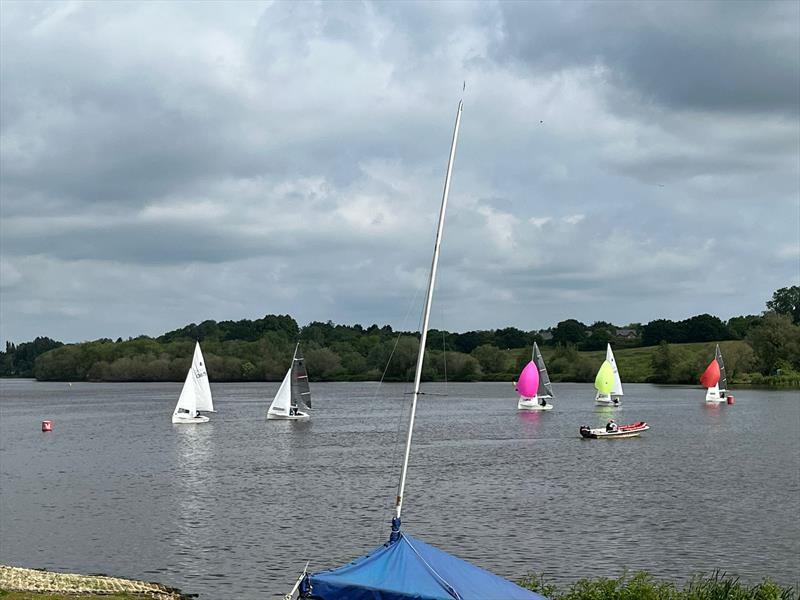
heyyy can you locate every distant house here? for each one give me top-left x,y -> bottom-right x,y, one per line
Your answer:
615,328 -> 639,339
540,330 -> 553,341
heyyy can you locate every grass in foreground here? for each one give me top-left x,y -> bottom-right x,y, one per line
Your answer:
518,571 -> 797,600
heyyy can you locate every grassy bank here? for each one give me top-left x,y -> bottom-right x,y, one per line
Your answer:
0,566 -> 186,600
518,571 -> 796,599
0,594 -> 148,599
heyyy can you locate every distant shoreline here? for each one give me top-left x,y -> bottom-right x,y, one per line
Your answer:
1,376 -> 797,389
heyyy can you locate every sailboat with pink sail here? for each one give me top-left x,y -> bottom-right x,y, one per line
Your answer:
516,342 -> 554,410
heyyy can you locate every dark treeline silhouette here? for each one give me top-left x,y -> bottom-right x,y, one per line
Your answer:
1,287 -> 797,384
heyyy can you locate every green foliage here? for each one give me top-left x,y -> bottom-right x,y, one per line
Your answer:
766,286 -> 800,325
471,344 -> 509,374
746,313 -> 800,375
552,319 -> 588,346
642,314 -> 732,346
517,571 -> 796,600
0,337 -> 63,377
3,285 -> 797,384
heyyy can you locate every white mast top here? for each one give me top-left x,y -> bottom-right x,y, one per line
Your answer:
393,99 -> 463,529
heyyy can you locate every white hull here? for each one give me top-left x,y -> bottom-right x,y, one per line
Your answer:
705,383 -> 726,404
172,414 -> 210,424
595,395 -> 621,407
267,411 -> 310,421
517,398 -> 553,411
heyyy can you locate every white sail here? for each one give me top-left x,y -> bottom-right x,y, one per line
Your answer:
174,368 -> 198,417
268,368 -> 292,417
606,344 -> 624,396
173,342 -> 213,417
191,343 -> 214,412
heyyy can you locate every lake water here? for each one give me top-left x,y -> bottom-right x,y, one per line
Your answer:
1,380 -> 798,598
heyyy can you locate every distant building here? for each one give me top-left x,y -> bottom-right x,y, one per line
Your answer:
539,330 -> 553,341
615,328 -> 639,339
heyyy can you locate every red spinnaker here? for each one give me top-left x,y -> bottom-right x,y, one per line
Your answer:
700,359 -> 720,388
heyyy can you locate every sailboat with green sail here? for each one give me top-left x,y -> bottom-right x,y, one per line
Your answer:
594,343 -> 622,407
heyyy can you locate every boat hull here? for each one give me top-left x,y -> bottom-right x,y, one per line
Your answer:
267,411 -> 310,421
580,421 -> 649,439
595,395 -> 621,407
171,414 -> 210,424
517,398 -> 553,411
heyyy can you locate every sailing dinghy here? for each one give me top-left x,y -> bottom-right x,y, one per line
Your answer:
701,344 -> 734,405
594,344 -> 623,407
517,342 -> 554,410
292,101 -> 546,600
172,342 -> 214,424
267,343 -> 312,420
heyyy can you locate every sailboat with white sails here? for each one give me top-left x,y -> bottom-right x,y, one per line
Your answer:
517,342 -> 555,410
172,342 -> 214,424
288,100 -> 546,600
595,343 -> 623,407
267,343 -> 312,420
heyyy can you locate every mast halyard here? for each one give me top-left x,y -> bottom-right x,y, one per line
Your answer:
392,99 -> 463,539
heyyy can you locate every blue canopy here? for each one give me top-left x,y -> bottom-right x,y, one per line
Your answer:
299,531 -> 547,600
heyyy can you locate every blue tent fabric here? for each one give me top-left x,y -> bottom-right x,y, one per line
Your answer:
299,532 -> 548,600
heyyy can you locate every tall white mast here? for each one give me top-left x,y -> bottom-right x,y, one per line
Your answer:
393,99 -> 463,535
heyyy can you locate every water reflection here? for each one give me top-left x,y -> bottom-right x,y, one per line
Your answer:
517,410 -> 543,436
173,424 -> 218,579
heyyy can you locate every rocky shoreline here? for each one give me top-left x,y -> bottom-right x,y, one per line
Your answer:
0,565 -> 191,598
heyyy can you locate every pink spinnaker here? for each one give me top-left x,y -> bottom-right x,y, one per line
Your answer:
516,361 -> 540,398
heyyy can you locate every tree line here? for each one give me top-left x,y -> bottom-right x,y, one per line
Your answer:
1,286 -> 798,385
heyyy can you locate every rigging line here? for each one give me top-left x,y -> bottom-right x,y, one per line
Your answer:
403,536 -> 463,600
368,283 -> 422,541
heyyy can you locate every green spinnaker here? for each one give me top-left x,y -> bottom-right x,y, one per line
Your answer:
594,360 -> 614,394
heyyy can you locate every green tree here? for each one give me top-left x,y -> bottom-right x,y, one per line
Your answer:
551,319 -> 587,346
650,341 -> 674,382
471,344 -> 508,373
727,314 -> 762,339
766,286 -> 800,324
746,312 -> 800,374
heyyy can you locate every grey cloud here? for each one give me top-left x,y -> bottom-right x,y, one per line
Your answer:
1,1 -> 797,344
493,0 -> 800,115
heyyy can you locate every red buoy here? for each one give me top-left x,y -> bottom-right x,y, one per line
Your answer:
41,420 -> 52,432
727,395 -> 735,405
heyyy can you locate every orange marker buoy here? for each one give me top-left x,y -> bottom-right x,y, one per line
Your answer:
41,420 -> 52,432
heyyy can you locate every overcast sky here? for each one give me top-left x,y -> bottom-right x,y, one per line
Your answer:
1,0 -> 798,345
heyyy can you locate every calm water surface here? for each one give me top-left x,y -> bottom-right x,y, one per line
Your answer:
1,380 -> 798,598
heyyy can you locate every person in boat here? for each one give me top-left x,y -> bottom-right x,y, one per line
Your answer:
606,419 -> 618,432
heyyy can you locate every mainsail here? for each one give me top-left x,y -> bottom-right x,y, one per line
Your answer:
533,342 -> 554,398
606,344 -> 624,396
291,344 -> 312,410
715,344 -> 727,392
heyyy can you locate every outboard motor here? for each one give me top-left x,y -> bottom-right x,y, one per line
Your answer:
579,425 -> 591,438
